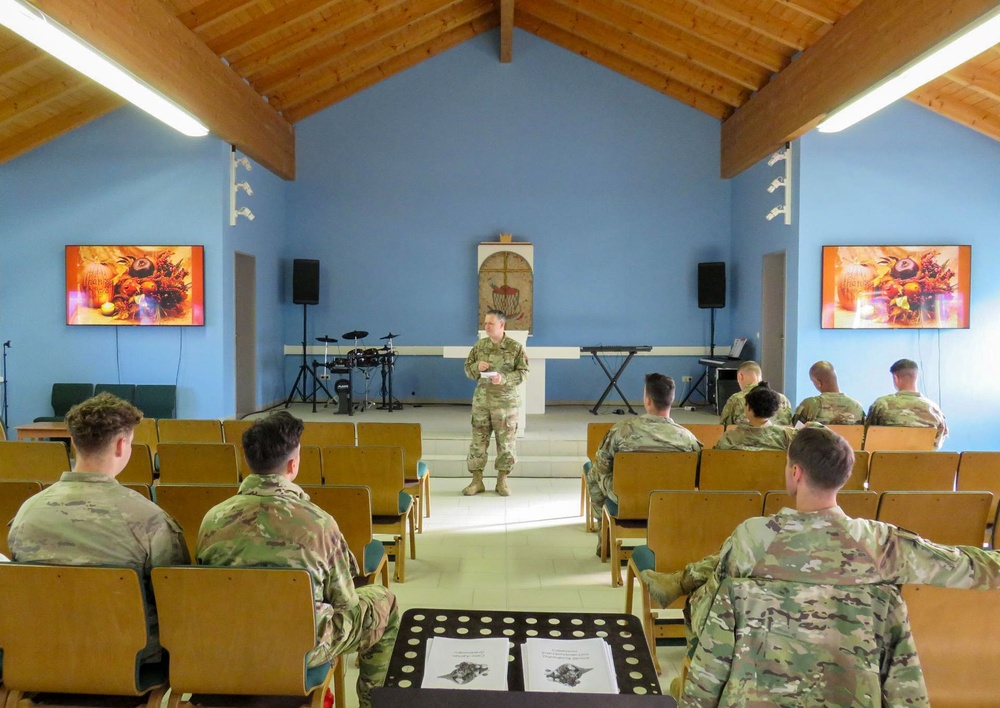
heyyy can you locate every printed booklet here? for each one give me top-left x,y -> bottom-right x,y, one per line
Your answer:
421,636 -> 510,690
520,638 -> 618,694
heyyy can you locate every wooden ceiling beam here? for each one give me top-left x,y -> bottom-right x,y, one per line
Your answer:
945,65 -> 1000,104
0,92 -> 120,164
910,79 -> 1000,143
285,14 -> 497,122
500,0 -> 514,62
517,10 -> 732,119
204,0 -> 339,57
773,0 -> 844,25
28,0 -> 295,179
0,72 -> 85,124
684,0 -> 822,50
176,0 -> 258,33
0,41 -> 44,81
521,0 -> 749,106
720,0 -> 1000,178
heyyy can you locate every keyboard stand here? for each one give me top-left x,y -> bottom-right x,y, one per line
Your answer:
580,346 -> 651,415
678,365 -> 709,408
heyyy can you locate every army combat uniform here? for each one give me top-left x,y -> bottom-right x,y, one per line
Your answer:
586,414 -> 702,513
792,392 -> 866,425
464,334 -> 529,494
866,390 -> 949,449
719,382 -> 793,426
198,474 -> 399,708
713,422 -> 795,451
8,471 -> 190,661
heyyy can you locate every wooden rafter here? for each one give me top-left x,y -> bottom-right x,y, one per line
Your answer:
774,0 -> 845,25
176,0 -> 258,33
0,92 -> 120,163
945,65 -> 1000,104
720,0 -> 1000,178
0,73 -> 85,124
500,0 -> 513,62
203,0 -> 340,57
910,79 -> 1000,143
0,41 -> 44,82
684,0 -> 822,50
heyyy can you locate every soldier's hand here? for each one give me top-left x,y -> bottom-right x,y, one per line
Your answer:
477,361 -> 491,372
488,373 -> 502,384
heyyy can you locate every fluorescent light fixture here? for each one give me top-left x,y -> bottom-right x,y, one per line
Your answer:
0,0 -> 209,137
818,6 -> 1000,133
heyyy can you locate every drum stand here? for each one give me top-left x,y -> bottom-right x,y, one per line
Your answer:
377,334 -> 401,411
284,304 -> 333,409
355,367 -> 375,413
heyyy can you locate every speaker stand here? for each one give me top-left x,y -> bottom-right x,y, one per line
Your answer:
284,303 -> 333,409
679,306 -> 718,409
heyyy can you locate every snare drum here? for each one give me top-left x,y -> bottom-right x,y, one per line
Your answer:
357,348 -> 380,367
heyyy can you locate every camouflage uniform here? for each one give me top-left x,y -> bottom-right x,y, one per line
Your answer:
719,382 -> 792,427
586,414 -> 702,510
713,423 -> 795,451
671,507 -> 1000,705
792,392 -> 866,425
198,474 -> 399,708
464,335 -> 529,479
8,471 -> 190,661
866,390 -> 949,450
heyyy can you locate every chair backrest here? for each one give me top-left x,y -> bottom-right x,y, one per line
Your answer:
682,423 -> 725,449
157,442 -> 240,484
357,423 -> 422,478
152,566 -> 321,695
222,419 -> 254,476
0,480 -> 42,556
826,424 -> 865,450
646,491 -> 762,572
303,485 -> 374,572
586,422 -> 615,462
0,440 -> 71,482
94,383 -> 137,403
298,445 -> 323,485
50,383 -> 94,417
121,483 -> 152,501
0,418 -> 6,441
157,418 -> 224,443
118,443 -> 154,485
762,490 -> 879,520
155,484 -> 240,559
321,446 -> 405,517
302,421 -> 355,447
957,451 -> 1000,522
134,384 -> 177,419
610,452 -> 699,519
876,491 -> 991,546
863,425 -> 938,451
133,417 -> 159,455
843,449 -> 870,491
698,449 -> 787,493
903,584 -> 1000,707
867,451 -> 959,492
0,564 -> 154,695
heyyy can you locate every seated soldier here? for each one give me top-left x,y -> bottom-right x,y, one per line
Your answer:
641,427 -> 1000,704
792,360 -> 866,425
867,358 -> 948,449
719,361 -> 792,426
198,412 -> 399,708
714,383 -> 795,451
8,392 -> 189,662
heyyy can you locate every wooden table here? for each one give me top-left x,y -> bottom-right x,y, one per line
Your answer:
15,421 -> 71,441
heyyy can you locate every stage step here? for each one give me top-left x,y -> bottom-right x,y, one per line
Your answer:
422,437 -> 587,478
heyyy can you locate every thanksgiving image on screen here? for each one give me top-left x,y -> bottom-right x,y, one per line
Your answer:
66,246 -> 205,326
822,246 -> 970,330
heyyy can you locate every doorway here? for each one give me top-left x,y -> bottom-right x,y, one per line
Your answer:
761,251 -> 786,394
234,252 -> 256,417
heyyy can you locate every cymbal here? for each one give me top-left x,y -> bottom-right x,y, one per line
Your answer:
379,332 -> 400,340
316,336 -> 338,343
342,330 -> 368,340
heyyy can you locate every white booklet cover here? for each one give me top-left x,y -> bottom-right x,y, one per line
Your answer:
421,637 -> 510,690
521,638 -> 619,694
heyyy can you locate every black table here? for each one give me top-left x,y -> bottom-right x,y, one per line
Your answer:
580,346 -> 652,415
384,609 -> 661,696
374,688 -> 674,707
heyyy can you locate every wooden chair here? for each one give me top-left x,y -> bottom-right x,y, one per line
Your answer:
825,424 -> 865,450
152,566 -> 344,708
625,491 -> 762,673
157,442 -> 240,484
132,417 -> 159,457
698,449 -> 787,494
304,485 -> 390,587
957,451 -> 1000,522
118,443 -> 155,484
863,425 -> 938,451
357,422 -> 430,533
601,451 -> 699,587
301,421 -> 355,447
122,483 -> 153,501
0,441 -> 70,483
155,484 -> 239,560
321,445 -> 414,583
682,423 -> 725,448
582,422 -> 614,531
876,491 -> 992,546
867,451 -> 959,492
0,564 -> 167,707
0,418 -> 6,441
844,449 -> 870,491
903,584 -> 1000,707
0,480 -> 42,556
222,418 -> 254,476
157,418 -> 224,443
762,489 -> 879,519
298,445 -> 324,485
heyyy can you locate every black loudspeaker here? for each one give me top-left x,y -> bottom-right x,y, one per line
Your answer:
698,262 -> 726,309
292,259 -> 320,305
716,377 -> 742,416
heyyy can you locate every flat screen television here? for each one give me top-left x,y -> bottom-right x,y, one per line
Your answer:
821,245 -> 970,329
66,245 -> 205,326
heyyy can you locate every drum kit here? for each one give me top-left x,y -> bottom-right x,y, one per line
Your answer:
313,330 -> 401,413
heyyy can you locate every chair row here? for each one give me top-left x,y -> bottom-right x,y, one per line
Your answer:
34,382 -> 177,421
0,563 -> 345,708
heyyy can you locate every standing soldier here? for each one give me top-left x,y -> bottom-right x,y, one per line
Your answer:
463,309 -> 529,497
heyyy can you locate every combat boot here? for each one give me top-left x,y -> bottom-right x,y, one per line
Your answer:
495,472 -> 511,497
640,569 -> 686,608
462,471 -> 486,496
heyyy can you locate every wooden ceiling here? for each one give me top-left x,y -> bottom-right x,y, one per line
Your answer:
1,0 -> 999,179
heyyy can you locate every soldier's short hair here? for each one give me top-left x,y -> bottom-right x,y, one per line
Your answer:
788,426 -> 854,491
644,373 -> 676,411
809,360 -> 837,385
737,361 -> 762,377
745,383 -> 780,419
242,411 -> 305,476
486,309 -> 507,323
889,359 -> 918,376
66,392 -> 143,454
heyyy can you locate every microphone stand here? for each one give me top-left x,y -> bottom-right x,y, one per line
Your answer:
2,340 -> 10,429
